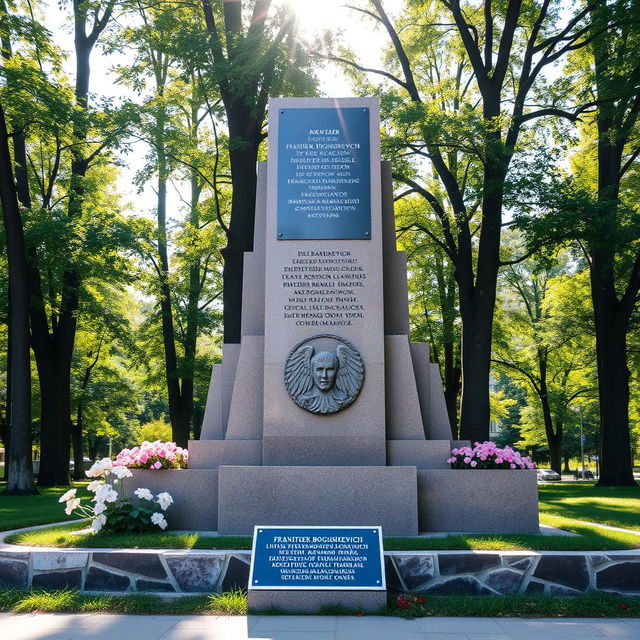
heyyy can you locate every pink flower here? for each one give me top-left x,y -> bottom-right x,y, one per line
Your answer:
470,461 -> 477,467
153,461 -> 162,469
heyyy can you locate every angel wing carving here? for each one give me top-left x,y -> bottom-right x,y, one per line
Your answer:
284,335 -> 365,414
284,344 -> 315,398
335,344 -> 365,398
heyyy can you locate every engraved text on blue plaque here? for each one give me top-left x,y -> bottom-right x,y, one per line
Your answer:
277,108 -> 371,240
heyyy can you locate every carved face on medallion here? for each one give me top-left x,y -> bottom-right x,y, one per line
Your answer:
284,334 -> 365,415
311,352 -> 338,391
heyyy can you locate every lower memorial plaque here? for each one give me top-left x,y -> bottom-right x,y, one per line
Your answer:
249,526 -> 385,590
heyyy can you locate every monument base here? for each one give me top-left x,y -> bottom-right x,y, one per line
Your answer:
248,589 -> 387,614
218,465 -> 418,536
417,468 -> 539,533
128,469 -> 218,531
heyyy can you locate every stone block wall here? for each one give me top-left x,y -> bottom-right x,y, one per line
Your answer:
1,548 -> 638,596
385,551 -> 640,596
0,549 -> 250,594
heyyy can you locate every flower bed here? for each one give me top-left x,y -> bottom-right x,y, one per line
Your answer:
59,458 -> 174,533
115,441 -> 188,470
448,441 -> 535,470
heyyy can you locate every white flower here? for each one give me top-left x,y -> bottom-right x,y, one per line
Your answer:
93,502 -> 107,515
150,512 -> 167,530
87,480 -> 103,493
64,498 -> 81,515
93,483 -> 117,503
90,514 -> 107,533
134,488 -> 153,501
86,457 -> 113,478
156,492 -> 173,511
58,489 -> 77,504
111,465 -> 132,479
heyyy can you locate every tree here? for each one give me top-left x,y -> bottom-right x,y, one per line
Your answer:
333,0 -> 597,442
118,2 -> 225,445
517,0 -> 640,485
5,0 -> 120,486
397,196 -> 461,433
493,256 -> 596,473
200,0 -> 316,343
0,0 -> 58,492
0,99 -> 36,493
584,0 -> 640,485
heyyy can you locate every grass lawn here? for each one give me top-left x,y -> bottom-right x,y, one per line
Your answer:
0,482 -> 90,531
6,513 -> 640,551
2,481 -> 639,552
538,482 -> 640,531
0,588 -> 638,618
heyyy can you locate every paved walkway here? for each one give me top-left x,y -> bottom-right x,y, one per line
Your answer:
1,614 -> 640,639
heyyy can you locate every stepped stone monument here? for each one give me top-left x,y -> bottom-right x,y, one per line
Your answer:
143,97 -> 538,535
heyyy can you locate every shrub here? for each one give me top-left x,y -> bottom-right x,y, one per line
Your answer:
59,458 -> 174,533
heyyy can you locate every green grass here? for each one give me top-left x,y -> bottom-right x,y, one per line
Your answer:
0,588 -> 240,615
538,483 -> 640,531
4,524 -> 253,549
2,482 -> 640,552
0,482 -> 90,531
6,513 -> 640,551
0,589 -> 638,618
387,593 -> 640,619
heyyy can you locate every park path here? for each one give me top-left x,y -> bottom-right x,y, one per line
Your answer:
1,613 -> 640,639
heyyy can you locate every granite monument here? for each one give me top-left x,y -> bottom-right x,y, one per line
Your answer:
139,97 -> 538,536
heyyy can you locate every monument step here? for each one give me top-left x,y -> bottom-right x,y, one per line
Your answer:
217,465 -> 418,536
188,440 -> 262,469
417,469 -> 539,533
126,469 -> 218,531
387,439 -> 451,469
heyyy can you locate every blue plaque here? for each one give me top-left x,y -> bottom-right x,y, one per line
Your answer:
277,107 -> 371,240
249,526 -> 385,590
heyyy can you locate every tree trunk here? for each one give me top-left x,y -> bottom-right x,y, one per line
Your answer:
538,348 -> 563,474
156,165 -> 191,448
221,109 -> 259,344
3,309 -> 11,481
458,306 -> 493,443
71,403 -> 84,481
88,436 -> 98,462
0,103 -> 38,494
443,341 -> 461,438
457,95 -> 504,444
35,351 -> 72,486
548,431 -> 562,477
593,297 -> 635,485
563,453 -> 571,474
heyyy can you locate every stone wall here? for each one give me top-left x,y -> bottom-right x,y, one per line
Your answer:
1,548 -> 638,596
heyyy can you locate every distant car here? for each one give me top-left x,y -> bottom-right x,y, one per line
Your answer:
69,456 -> 91,471
537,468 -> 561,482
574,469 -> 595,480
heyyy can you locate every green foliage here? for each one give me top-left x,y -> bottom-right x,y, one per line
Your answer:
136,418 -> 172,443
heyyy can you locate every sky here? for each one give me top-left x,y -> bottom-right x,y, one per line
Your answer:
42,0 -> 404,220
